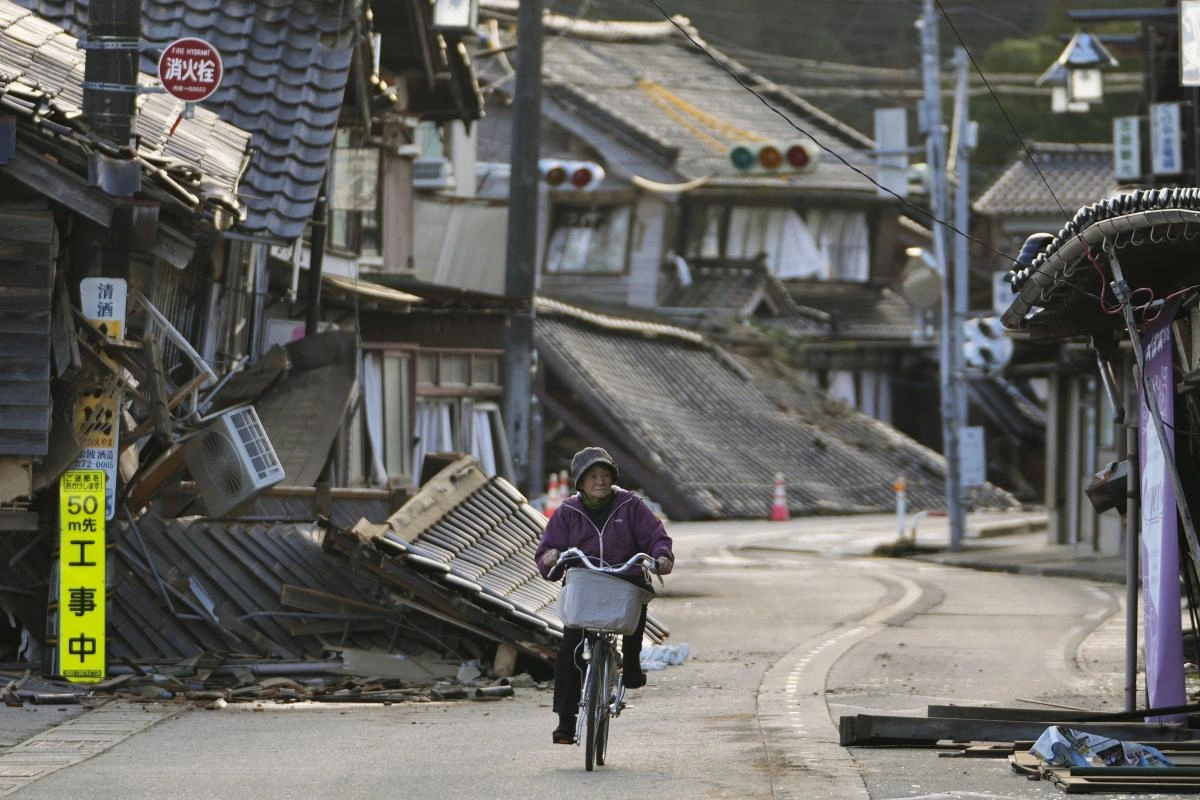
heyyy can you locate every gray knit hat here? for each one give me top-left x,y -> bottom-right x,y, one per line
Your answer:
570,447 -> 619,490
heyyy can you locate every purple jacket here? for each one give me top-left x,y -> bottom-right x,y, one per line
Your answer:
535,487 -> 673,581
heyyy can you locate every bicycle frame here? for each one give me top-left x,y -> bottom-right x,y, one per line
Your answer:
553,548 -> 658,771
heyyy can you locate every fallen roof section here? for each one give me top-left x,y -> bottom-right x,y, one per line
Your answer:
339,456 -> 669,661
536,298 -> 1017,519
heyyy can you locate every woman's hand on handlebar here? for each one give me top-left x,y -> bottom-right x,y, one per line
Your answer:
655,556 -> 674,575
539,548 -> 560,571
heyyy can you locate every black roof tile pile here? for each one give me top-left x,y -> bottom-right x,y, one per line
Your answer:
343,457 -> 670,656
14,0 -> 355,240
536,299 -> 1017,519
974,142 -> 1116,218
0,0 -> 250,220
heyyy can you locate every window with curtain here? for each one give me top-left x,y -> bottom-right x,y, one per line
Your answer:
685,205 -> 871,281
361,348 -> 507,485
803,209 -> 870,281
544,205 -> 631,273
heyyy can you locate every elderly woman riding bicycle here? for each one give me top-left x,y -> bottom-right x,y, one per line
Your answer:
535,447 -> 674,745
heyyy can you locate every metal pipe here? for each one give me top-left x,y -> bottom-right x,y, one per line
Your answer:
1096,351 -> 1126,424
1126,408 -> 1140,712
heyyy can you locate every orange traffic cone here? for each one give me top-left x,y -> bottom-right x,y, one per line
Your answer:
545,473 -> 560,517
769,472 -> 789,521
559,469 -> 570,496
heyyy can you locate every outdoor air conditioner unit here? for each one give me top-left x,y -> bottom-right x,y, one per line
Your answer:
185,405 -> 285,518
413,157 -> 453,189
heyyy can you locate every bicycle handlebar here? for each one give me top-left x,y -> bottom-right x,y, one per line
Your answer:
553,547 -> 663,584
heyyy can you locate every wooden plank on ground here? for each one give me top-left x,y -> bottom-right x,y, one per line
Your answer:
838,714 -> 1189,747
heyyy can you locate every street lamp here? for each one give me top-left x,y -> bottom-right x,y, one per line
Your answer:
1036,62 -> 1091,113
1038,31 -> 1119,108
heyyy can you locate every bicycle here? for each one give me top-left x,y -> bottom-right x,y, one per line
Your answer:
553,547 -> 661,771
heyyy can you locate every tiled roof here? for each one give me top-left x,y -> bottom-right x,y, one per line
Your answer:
0,0 -> 250,219
659,257 -> 830,334
477,4 -> 877,193
535,299 -> 1016,519
782,280 -> 916,340
974,142 -> 1118,218
1002,188 -> 1200,337
14,0 -> 356,240
339,456 -> 669,657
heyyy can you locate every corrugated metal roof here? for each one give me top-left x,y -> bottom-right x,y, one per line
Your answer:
974,142 -> 1117,218
13,0 -> 355,240
536,299 -> 1017,519
0,0 -> 250,219
111,514 -> 390,660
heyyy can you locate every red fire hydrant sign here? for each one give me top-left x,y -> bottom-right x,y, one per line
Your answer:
157,38 -> 223,102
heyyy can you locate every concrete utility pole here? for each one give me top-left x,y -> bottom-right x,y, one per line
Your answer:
918,0 -> 966,550
950,47 -> 972,550
502,0 -> 545,493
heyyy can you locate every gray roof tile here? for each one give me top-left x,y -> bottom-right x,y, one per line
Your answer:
781,280 -> 916,340
478,11 -> 877,193
0,0 -> 250,218
14,0 -> 357,240
974,142 -> 1118,218
536,299 -> 1015,518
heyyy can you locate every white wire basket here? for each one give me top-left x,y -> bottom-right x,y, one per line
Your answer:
557,569 -> 652,634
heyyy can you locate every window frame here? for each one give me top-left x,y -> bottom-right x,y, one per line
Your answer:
541,200 -> 635,276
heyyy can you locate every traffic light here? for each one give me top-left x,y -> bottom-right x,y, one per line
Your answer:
538,159 -> 605,191
727,140 -> 819,176
962,316 -> 1013,375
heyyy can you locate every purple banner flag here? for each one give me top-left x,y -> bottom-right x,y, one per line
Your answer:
1140,302 -> 1185,723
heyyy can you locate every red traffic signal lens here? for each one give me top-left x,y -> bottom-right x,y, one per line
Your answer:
785,144 -> 812,170
545,165 -> 567,186
570,166 -> 594,188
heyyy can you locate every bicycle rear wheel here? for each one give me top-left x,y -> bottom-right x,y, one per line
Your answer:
584,637 -> 608,771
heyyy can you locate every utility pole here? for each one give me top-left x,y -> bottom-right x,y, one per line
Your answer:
918,0 -> 965,549
950,47 -> 972,551
83,0 -> 140,149
502,0 -> 544,494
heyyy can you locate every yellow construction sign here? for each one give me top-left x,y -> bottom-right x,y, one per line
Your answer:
58,470 -> 106,683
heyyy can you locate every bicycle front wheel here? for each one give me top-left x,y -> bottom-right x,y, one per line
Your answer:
595,643 -> 615,766
584,637 -> 609,771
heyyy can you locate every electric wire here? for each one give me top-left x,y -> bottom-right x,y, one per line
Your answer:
641,0 -> 1019,267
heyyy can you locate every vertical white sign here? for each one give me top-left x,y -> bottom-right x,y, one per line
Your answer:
874,108 -> 909,199
74,277 -> 127,520
1150,103 -> 1183,175
1113,116 -> 1141,180
959,426 -> 986,488
1182,1 -> 1200,86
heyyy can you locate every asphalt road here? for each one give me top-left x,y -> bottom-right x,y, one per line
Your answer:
10,517 -> 1130,799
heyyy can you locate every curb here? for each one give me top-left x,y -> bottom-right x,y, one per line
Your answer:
0,700 -> 178,796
